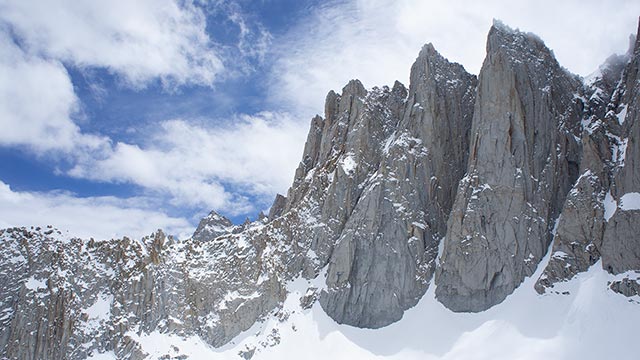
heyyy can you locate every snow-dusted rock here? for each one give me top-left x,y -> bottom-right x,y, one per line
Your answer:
319,44 -> 476,327
602,21 -> 640,277
192,210 -> 235,241
435,21 -> 583,312
537,19 -> 640,295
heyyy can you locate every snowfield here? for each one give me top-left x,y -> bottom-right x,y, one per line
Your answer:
111,251 -> 639,360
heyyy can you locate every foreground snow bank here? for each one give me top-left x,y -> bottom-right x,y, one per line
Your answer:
131,256 -> 639,360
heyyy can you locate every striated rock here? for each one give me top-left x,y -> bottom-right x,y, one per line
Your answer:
0,227 -> 178,359
0,224 -> 289,359
535,19 -> 640,292
602,20 -> 640,275
435,21 -> 583,312
320,45 -> 476,327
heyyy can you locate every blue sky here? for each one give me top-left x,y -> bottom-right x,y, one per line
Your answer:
1,0 -> 639,240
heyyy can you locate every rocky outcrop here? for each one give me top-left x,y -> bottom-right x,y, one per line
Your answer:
435,21 -> 583,312
535,20 -> 640,295
319,45 -> 477,327
0,222 -> 292,359
533,52 -> 625,293
268,194 -> 287,220
0,227 -> 175,359
601,23 -> 640,275
192,210 -> 234,241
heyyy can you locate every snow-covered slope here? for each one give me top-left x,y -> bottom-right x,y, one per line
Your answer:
119,253 -> 640,360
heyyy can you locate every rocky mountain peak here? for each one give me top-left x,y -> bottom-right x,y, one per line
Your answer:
341,79 -> 367,97
192,210 -> 234,242
487,19 -> 558,71
435,17 -> 585,311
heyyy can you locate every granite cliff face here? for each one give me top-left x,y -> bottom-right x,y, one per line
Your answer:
434,22 -> 584,311
317,44 -> 477,327
1,20 -> 640,359
536,21 -> 640,298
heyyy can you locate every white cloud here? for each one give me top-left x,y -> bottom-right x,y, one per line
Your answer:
0,0 -> 230,155
68,112 -> 307,215
0,0 -> 224,88
0,180 -> 193,240
0,32 -> 109,153
270,0 -> 640,116
219,0 -> 272,64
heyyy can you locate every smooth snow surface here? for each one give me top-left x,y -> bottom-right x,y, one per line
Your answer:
603,191 -> 617,221
24,276 -> 47,291
619,192 -> 640,211
131,253 -> 640,360
617,104 -> 628,124
85,352 -> 117,360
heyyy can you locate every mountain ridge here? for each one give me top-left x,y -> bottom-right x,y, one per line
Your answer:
1,19 -> 640,359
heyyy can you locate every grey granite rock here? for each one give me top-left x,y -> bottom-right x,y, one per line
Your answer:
609,276 -> 640,298
268,194 -> 287,220
602,20 -> 640,275
534,19 -> 640,292
435,21 -> 583,312
192,210 -> 234,241
320,45 -> 476,327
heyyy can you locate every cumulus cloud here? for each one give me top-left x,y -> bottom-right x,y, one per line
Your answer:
0,0 -> 230,155
0,180 -> 193,240
0,0 -> 224,88
270,0 -> 640,115
0,0 -> 297,216
68,112 -> 308,215
0,32 -> 110,153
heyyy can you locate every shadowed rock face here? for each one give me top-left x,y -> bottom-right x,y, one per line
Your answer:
601,23 -> 640,275
532,53 -> 624,294
535,21 -> 640,296
435,21 -> 583,312
2,20 -> 640,359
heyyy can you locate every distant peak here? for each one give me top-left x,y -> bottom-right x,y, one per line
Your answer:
490,19 -> 541,41
204,210 -> 232,224
491,19 -> 514,33
392,80 -> 407,95
486,19 -> 548,60
420,43 -> 436,55
416,42 -> 444,61
342,79 -> 366,96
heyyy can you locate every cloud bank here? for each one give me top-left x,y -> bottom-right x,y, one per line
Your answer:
68,112 -> 307,215
0,180 -> 193,240
270,0 -> 640,115
1,0 -> 224,88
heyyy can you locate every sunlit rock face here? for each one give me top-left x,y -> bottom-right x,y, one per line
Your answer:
435,21 -> 584,312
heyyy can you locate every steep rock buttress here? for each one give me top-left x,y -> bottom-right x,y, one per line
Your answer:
435,21 -> 583,312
